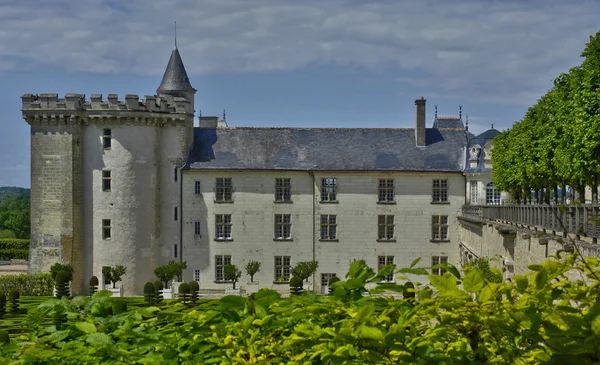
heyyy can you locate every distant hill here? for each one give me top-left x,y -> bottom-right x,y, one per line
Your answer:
0,187 -> 30,239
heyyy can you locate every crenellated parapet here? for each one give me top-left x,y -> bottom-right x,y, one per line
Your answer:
21,93 -> 193,126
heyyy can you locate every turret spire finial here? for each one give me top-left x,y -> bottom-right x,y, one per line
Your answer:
174,21 -> 177,48
459,105 -> 462,119
434,105 -> 438,119
466,114 -> 469,131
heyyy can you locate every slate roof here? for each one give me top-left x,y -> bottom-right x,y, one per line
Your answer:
185,127 -> 467,172
157,47 -> 195,93
433,117 -> 465,129
464,128 -> 500,173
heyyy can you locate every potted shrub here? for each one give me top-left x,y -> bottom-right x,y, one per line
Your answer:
89,276 -> 99,296
178,282 -> 190,305
289,276 -> 304,295
189,281 -> 199,304
291,261 -> 319,290
224,264 -> 241,294
102,265 -> 126,297
245,260 -> 261,284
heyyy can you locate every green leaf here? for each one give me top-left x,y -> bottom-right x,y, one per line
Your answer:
358,325 -> 384,341
428,273 -> 457,292
75,322 -> 97,334
535,268 -> 548,289
409,257 -> 421,269
91,290 -> 113,300
375,283 -> 405,293
515,275 -> 528,293
254,303 -> 267,319
398,267 -> 429,275
219,295 -> 246,310
462,270 -> 485,293
528,264 -> 543,271
85,333 -> 112,347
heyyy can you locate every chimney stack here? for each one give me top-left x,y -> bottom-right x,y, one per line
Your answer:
415,97 -> 426,147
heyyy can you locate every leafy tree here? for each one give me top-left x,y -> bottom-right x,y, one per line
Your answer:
224,264 -> 241,289
291,261 -> 319,282
108,265 -> 127,289
244,260 -> 261,282
154,261 -> 187,288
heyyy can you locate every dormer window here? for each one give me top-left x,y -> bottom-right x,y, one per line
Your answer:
484,144 -> 493,168
469,146 -> 480,161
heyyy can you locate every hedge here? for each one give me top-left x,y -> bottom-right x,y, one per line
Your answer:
0,249 -> 28,261
0,239 -> 29,251
0,273 -> 53,296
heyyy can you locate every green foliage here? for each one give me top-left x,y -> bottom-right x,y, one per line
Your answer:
0,292 -> 5,319
189,281 -> 199,304
224,264 -> 242,289
0,330 -> 9,344
178,282 -> 190,304
289,276 -> 304,295
8,289 -> 19,314
0,273 -> 53,296
54,270 -> 71,299
0,187 -> 30,239
245,260 -> 261,282
111,299 -> 127,315
50,263 -> 73,282
154,261 -> 187,287
0,238 -> 28,250
89,276 -> 99,295
102,265 -> 127,288
0,248 -> 28,260
143,282 -> 156,306
291,260 -> 319,281
0,230 -> 16,239
328,275 -> 340,295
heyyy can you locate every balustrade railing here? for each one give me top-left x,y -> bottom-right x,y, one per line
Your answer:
460,204 -> 600,238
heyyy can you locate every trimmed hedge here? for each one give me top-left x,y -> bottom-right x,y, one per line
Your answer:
0,239 -> 29,251
0,249 -> 28,261
0,273 -> 53,296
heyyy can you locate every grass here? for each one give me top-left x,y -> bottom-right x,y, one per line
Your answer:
0,295 -> 219,339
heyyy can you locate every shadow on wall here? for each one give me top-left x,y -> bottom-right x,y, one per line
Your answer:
191,128 -> 218,163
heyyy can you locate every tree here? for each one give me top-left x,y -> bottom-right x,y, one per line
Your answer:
154,265 -> 175,288
109,265 -> 127,288
169,261 -> 187,282
291,261 -> 319,282
224,264 -> 241,289
244,260 -> 261,282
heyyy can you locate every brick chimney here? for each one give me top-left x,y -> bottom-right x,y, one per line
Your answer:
415,97 -> 426,147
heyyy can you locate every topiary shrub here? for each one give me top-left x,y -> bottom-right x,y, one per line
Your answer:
112,299 -> 127,315
0,293 -> 6,319
0,329 -> 9,344
8,289 -> 19,314
154,280 -> 163,304
178,282 -> 190,304
49,263 -> 73,282
144,282 -> 156,306
54,270 -> 70,299
403,281 -> 415,299
328,276 -> 340,295
89,276 -> 99,296
189,281 -> 199,304
290,276 -> 304,295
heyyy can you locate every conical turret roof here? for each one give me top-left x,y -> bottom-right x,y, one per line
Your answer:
157,47 -> 195,94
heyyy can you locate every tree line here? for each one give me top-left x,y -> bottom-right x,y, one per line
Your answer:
492,31 -> 600,204
0,187 -> 30,239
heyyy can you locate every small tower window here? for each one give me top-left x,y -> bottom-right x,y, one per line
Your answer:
102,170 -> 111,191
103,129 -> 112,149
102,219 -> 111,239
174,167 -> 178,182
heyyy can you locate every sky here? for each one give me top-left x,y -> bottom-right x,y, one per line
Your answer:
0,0 -> 598,188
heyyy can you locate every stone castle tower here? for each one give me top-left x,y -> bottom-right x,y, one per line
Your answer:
21,46 -> 196,295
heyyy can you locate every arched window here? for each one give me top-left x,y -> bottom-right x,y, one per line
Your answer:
486,183 -> 501,205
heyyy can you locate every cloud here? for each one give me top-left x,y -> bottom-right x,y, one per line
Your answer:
0,0 -> 598,105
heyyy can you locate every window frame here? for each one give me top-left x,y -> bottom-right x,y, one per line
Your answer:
193,269 -> 201,282
469,180 -> 478,205
432,179 -> 449,203
102,170 -> 111,192
320,214 -> 337,240
215,214 -> 233,240
194,181 -> 201,195
102,219 -> 111,240
274,256 -> 291,282
377,255 -> 395,282
102,129 -> 111,150
215,255 -> 232,282
215,177 -> 233,202
174,206 -> 178,221
320,178 -> 337,202
432,256 -> 449,275
275,178 -> 292,202
377,215 -> 395,241
431,215 -> 449,242
173,244 -> 178,259
378,179 -> 395,203
486,183 -> 501,205
274,214 -> 292,240
194,221 -> 201,236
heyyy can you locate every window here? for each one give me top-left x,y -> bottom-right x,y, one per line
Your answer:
194,221 -> 201,236
469,180 -> 478,204
102,129 -> 111,149
215,178 -> 232,201
275,178 -> 292,202
194,269 -> 200,282
378,179 -> 394,202
195,181 -> 201,194
321,178 -> 337,201
174,206 -> 178,221
378,256 -> 395,282
432,179 -> 448,203
102,219 -> 111,239
274,256 -> 291,281
486,183 -> 501,205
274,214 -> 292,240
173,244 -> 178,259
320,215 -> 337,240
378,215 -> 394,240
215,214 -> 232,240
432,256 -> 448,275
174,167 -> 178,182
215,255 -> 232,281
102,170 -> 111,191
432,215 -> 449,241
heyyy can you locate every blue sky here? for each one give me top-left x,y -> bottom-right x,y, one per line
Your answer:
0,0 -> 598,188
